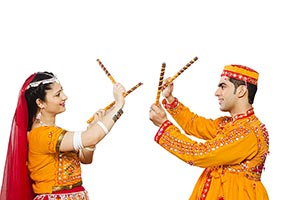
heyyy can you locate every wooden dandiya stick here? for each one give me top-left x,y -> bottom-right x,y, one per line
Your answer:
155,62 -> 166,106
86,82 -> 143,124
162,56 -> 198,88
97,59 -> 117,84
104,82 -> 143,110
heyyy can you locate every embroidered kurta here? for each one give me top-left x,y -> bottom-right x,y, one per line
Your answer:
155,98 -> 269,200
27,126 -> 82,194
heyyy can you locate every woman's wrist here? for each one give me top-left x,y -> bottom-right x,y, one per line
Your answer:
114,101 -> 124,110
112,108 -> 123,122
96,121 -> 109,134
84,146 -> 96,152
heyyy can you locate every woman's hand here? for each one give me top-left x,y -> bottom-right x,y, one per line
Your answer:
113,83 -> 126,108
88,109 -> 105,128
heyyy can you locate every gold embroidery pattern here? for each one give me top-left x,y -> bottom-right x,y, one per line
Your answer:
48,131 -> 55,152
161,124 -> 251,158
160,115 -> 269,181
57,152 -> 82,185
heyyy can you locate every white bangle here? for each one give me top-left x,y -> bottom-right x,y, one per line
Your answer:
73,131 -> 83,151
85,146 -> 96,151
96,121 -> 109,134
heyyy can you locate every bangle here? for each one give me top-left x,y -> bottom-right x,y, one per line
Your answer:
73,131 -> 83,151
112,109 -> 123,122
85,146 -> 96,151
96,121 -> 109,134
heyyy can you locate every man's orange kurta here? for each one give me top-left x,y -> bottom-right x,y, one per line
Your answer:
155,99 -> 269,200
27,126 -> 82,194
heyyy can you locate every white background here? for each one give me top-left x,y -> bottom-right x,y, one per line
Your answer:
0,0 -> 299,199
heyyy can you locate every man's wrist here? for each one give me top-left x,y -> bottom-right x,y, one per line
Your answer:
166,95 -> 175,103
154,120 -> 173,143
162,97 -> 178,110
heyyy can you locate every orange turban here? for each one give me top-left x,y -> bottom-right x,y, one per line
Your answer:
221,64 -> 259,85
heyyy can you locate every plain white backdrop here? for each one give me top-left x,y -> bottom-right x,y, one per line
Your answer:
0,0 -> 299,199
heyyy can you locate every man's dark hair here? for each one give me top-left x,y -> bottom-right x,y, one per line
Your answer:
229,78 -> 257,104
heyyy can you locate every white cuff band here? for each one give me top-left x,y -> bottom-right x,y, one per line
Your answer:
85,146 -> 96,151
97,121 -> 109,134
73,131 -> 83,151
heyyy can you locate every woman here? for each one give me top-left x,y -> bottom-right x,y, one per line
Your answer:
1,71 -> 126,199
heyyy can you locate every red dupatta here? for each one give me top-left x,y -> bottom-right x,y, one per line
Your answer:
1,73 -> 36,200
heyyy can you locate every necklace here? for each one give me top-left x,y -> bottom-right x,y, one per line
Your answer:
39,120 -> 56,127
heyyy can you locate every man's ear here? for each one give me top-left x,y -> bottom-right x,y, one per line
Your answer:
237,85 -> 247,98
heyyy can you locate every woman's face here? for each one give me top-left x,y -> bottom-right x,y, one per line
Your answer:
41,82 -> 68,116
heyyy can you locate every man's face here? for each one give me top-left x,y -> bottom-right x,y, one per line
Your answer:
215,76 -> 238,112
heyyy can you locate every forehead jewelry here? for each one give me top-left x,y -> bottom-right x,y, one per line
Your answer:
26,75 -> 59,90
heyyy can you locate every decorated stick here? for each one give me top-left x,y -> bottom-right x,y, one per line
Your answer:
86,82 -> 143,124
97,59 -> 117,84
162,56 -> 198,88
155,62 -> 166,106
104,82 -> 143,110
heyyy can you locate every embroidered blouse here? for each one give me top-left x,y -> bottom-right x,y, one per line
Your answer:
27,126 -> 82,194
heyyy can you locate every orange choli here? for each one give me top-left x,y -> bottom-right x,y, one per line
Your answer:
27,126 -> 82,194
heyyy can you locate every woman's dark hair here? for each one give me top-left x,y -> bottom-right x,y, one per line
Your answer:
25,72 -> 55,131
229,78 -> 257,104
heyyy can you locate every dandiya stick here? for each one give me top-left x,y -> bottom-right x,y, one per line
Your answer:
97,59 -> 117,84
162,56 -> 198,88
104,82 -> 143,110
155,62 -> 166,106
86,82 -> 143,124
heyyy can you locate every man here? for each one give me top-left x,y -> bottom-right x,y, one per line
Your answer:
149,65 -> 269,200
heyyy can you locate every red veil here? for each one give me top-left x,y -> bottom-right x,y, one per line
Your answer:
1,73 -> 36,200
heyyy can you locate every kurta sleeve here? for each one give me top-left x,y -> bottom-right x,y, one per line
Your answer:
163,98 -> 224,140
154,120 -> 258,168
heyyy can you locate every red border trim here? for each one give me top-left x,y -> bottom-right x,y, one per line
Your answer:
154,120 -> 172,143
